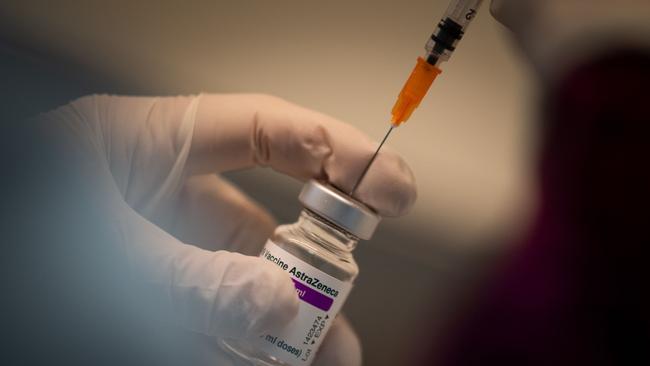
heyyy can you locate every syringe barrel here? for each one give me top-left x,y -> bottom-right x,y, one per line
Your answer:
425,0 -> 484,65
443,0 -> 483,29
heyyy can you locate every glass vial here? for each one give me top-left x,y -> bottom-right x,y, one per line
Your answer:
221,180 -> 380,366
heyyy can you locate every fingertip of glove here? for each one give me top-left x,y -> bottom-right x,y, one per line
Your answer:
266,260 -> 300,317
248,259 -> 299,333
357,149 -> 417,217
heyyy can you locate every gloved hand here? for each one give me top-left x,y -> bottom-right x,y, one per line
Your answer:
490,0 -> 650,79
38,93 -> 416,365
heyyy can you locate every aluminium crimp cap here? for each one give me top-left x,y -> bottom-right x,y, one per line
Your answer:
299,180 -> 381,240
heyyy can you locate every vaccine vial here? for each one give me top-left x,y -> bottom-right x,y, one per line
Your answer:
221,180 -> 380,366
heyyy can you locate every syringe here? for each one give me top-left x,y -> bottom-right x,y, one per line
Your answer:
350,0 -> 484,196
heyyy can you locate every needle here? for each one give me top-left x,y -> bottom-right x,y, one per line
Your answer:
350,125 -> 395,196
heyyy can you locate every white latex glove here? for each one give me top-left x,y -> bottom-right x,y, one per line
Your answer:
37,93 -> 415,366
490,0 -> 650,80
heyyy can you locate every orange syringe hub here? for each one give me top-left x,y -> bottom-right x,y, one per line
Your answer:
391,57 -> 442,126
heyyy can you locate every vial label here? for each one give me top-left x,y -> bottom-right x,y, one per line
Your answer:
258,240 -> 353,366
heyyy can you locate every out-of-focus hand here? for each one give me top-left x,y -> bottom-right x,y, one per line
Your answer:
38,93 -> 416,365
490,0 -> 650,79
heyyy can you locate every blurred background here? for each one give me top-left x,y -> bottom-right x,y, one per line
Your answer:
0,1 -> 536,364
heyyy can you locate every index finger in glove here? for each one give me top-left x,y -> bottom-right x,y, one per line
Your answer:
188,94 -> 416,217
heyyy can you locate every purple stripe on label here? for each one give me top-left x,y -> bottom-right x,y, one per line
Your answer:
292,279 -> 334,312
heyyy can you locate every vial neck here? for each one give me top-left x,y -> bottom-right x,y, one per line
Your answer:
297,210 -> 359,254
